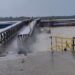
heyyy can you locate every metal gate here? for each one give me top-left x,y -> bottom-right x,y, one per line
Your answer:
51,36 -> 73,52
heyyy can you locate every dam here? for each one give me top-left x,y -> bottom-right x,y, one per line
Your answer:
0,18 -> 75,75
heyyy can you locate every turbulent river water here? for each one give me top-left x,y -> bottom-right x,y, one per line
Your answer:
1,25 -> 75,57
0,27 -> 51,57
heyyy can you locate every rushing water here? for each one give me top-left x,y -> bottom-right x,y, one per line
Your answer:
0,27 -> 51,57
0,25 -> 75,57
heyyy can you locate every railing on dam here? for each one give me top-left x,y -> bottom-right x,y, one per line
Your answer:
0,20 -> 30,44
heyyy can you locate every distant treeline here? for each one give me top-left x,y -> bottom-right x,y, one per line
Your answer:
0,17 -> 30,21
0,16 -> 75,21
37,15 -> 75,20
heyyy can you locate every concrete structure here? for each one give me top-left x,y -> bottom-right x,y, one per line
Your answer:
0,20 -> 30,44
18,19 -> 40,40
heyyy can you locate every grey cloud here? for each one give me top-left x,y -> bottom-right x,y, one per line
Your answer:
0,0 -> 75,17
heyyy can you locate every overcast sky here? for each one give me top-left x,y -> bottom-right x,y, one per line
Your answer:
0,0 -> 75,17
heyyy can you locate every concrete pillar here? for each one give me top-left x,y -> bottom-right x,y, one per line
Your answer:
7,30 -> 10,40
9,29 -> 12,38
73,37 -> 75,51
0,34 -> 2,43
6,31 -> 9,40
3,32 -> 6,42
8,30 -> 10,38
1,33 -> 4,44
4,32 -> 8,42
